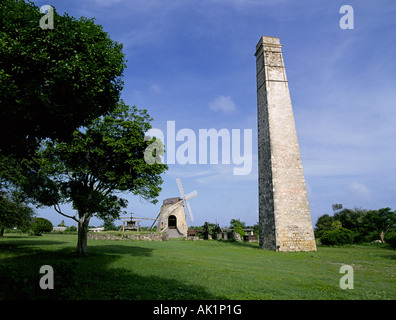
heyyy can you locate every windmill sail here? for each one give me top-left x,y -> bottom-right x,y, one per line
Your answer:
176,178 -> 184,197
184,190 -> 198,200
176,178 -> 197,222
186,201 -> 194,221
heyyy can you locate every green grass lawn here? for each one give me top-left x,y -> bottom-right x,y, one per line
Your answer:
1,233 -> 395,300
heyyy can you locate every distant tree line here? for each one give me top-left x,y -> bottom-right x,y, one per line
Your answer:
315,204 -> 396,247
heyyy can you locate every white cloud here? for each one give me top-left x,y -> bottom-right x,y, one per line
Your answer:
149,84 -> 162,93
347,182 -> 371,202
208,96 -> 237,114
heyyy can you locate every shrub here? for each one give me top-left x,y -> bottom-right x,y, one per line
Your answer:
32,218 -> 53,236
233,226 -> 245,238
351,230 -> 365,243
66,226 -> 77,232
385,230 -> 396,248
320,228 -> 354,246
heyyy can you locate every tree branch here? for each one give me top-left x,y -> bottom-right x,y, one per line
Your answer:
62,163 -> 74,180
54,204 -> 78,222
96,179 -> 115,194
90,175 -> 99,191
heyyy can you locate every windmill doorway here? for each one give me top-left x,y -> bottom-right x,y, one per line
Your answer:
168,215 -> 177,229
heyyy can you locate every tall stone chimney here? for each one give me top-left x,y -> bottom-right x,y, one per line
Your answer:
255,36 -> 316,252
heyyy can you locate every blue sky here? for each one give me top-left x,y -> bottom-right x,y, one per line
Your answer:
34,0 -> 396,228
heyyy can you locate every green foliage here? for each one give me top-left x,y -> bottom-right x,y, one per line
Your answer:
0,190 -> 35,235
34,101 -> 167,210
384,229 -> 396,248
229,218 -> 246,237
320,227 -> 354,246
333,207 -> 367,231
315,214 -> 334,238
331,220 -> 342,229
0,0 -> 126,157
233,225 -> 245,237
229,218 -> 245,229
252,223 -> 259,237
362,208 -> 396,242
202,222 -> 210,239
332,203 -> 343,213
212,223 -> 221,234
102,218 -> 117,231
316,205 -> 396,244
24,102 -> 167,253
32,217 -> 52,236
211,223 -> 222,239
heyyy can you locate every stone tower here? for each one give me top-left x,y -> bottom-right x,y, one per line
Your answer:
255,36 -> 316,252
157,197 -> 188,238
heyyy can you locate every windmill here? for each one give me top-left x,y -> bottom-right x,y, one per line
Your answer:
150,178 -> 198,235
168,178 -> 197,222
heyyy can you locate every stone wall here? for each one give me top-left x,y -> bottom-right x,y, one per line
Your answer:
87,232 -> 167,241
186,232 -> 242,241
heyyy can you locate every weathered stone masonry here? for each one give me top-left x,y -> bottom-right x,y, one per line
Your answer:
255,36 -> 316,252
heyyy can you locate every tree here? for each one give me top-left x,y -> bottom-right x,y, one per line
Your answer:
363,208 -> 396,243
384,230 -> 396,248
230,219 -> 246,237
102,218 -> 117,231
32,217 -> 52,236
229,219 -> 246,229
203,222 -> 210,240
252,223 -> 259,237
0,0 -> 126,157
0,190 -> 35,236
211,223 -> 221,239
332,204 -> 343,213
333,207 -> 367,232
26,102 -> 167,254
315,214 -> 334,238
331,220 -> 342,230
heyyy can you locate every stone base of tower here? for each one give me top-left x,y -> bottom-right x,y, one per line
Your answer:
259,223 -> 317,252
275,226 -> 317,252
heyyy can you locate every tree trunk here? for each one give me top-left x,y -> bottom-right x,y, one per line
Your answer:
77,216 -> 90,255
0,227 -> 4,237
380,230 -> 385,243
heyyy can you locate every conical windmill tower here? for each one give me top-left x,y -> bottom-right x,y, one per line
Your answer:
156,178 -> 197,238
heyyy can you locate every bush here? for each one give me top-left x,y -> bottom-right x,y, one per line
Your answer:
32,218 -> 53,236
320,228 -> 354,246
385,230 -> 396,248
233,226 -> 245,238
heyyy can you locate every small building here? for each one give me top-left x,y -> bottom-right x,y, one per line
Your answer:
53,226 -> 67,232
243,228 -> 254,236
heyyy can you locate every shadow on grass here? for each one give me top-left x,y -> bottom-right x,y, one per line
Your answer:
0,243 -> 226,300
214,239 -> 260,249
0,241 -> 71,257
89,244 -> 154,256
